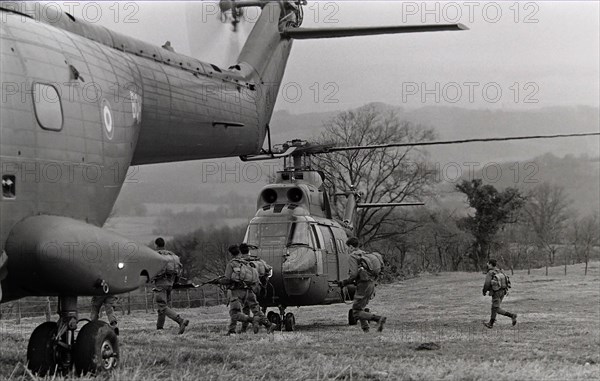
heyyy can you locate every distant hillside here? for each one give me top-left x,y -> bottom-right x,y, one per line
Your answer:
437,153 -> 600,216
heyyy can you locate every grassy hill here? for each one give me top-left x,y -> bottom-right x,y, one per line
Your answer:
1,262 -> 598,380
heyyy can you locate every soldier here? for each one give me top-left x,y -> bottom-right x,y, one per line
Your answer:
482,258 -> 517,329
238,243 -> 272,333
338,237 -> 386,333
239,243 -> 253,333
90,295 -> 119,334
219,244 -> 274,335
152,237 -> 189,334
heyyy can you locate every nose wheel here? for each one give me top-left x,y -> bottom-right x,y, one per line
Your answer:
73,321 -> 119,375
267,311 -> 281,330
27,322 -> 63,376
284,312 -> 296,331
267,307 -> 296,331
26,296 -> 119,376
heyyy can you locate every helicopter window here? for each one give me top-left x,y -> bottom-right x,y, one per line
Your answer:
311,225 -> 321,249
32,83 -> 63,131
246,223 -> 291,247
287,223 -> 312,248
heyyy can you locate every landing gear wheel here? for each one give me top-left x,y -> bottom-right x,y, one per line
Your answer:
73,321 -> 119,375
348,309 -> 357,326
284,312 -> 295,332
267,311 -> 281,330
27,322 -> 59,376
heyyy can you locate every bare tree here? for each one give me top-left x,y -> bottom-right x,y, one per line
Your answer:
497,222 -> 534,275
570,213 -> 600,275
523,183 -> 572,274
313,104 -> 437,244
169,225 -> 247,280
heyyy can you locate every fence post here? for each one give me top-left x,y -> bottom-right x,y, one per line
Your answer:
45,297 -> 52,321
16,300 -> 21,325
186,290 -> 191,308
127,293 -> 131,315
144,287 -> 149,313
202,288 -> 206,307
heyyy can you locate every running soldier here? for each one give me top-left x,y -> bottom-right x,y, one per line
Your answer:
219,244 -> 274,335
90,295 -> 119,334
152,237 -> 189,334
482,259 -> 517,328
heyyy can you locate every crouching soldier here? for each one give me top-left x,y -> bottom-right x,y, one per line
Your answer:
219,244 -> 275,335
152,237 -> 189,334
338,237 -> 386,333
483,259 -> 517,328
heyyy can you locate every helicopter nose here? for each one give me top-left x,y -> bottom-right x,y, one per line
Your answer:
4,215 -> 167,296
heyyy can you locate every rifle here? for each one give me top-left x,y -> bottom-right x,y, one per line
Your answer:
198,276 -> 224,287
172,277 -> 199,289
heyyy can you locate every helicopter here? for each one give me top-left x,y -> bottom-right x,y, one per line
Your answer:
238,133 -> 600,331
0,0 -> 467,375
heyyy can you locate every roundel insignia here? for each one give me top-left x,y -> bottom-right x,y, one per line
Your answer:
101,99 -> 114,140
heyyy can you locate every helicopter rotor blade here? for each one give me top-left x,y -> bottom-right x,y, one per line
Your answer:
323,132 -> 600,153
283,23 -> 467,40
357,202 -> 425,209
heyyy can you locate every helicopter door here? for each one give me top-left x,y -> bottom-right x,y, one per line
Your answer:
318,225 -> 339,280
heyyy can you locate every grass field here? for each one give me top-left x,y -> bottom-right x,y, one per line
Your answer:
1,262 -> 598,380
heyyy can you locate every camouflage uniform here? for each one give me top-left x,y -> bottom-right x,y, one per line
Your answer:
152,247 -> 189,334
239,251 -> 254,333
219,253 -> 273,335
90,295 -> 118,327
340,246 -> 386,333
483,264 -> 517,328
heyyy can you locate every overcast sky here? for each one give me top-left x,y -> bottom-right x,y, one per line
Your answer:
57,1 -> 599,114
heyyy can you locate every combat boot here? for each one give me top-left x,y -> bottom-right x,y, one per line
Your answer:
176,316 -> 189,334
110,321 -> 119,336
511,313 -> 518,326
240,322 -> 249,333
377,316 -> 387,332
157,314 -> 166,330
252,317 -> 260,334
483,319 -> 495,329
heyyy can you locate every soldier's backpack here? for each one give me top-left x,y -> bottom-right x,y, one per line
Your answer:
358,252 -> 385,277
491,270 -> 511,291
247,257 -> 273,280
230,258 -> 260,285
156,250 -> 183,279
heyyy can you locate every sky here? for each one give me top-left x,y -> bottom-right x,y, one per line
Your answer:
48,1 -> 599,114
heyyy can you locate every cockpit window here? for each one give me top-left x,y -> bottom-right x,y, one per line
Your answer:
288,223 -> 312,248
245,223 -> 290,247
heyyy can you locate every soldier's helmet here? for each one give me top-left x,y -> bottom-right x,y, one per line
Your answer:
346,237 -> 359,248
155,237 -> 165,249
228,244 -> 240,256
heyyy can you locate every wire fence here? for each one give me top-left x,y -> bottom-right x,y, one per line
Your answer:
0,286 -> 225,324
